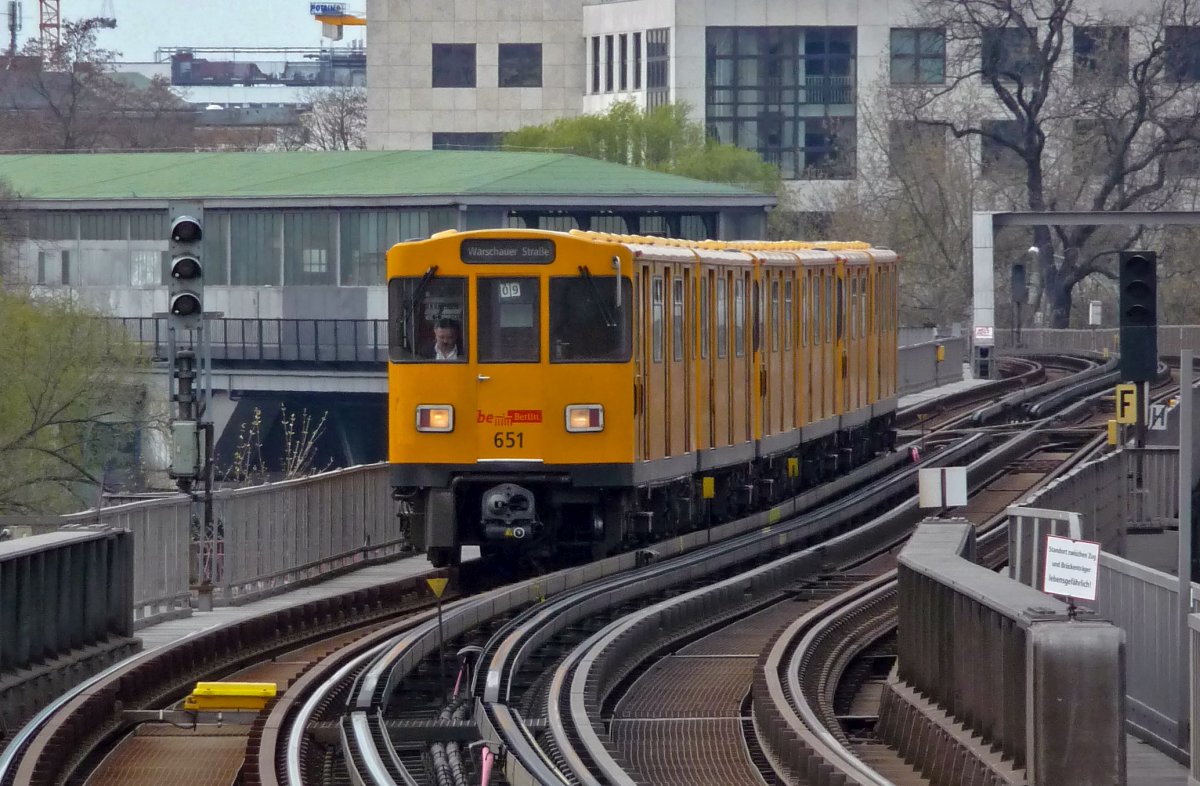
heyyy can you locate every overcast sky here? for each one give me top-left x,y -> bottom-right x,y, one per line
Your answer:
13,0 -> 366,60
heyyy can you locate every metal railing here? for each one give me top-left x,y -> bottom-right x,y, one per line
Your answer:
1008,506 -> 1191,755
0,531 -> 139,732
999,325 -> 1200,355
897,520 -> 1125,783
114,317 -> 388,364
897,336 -> 966,395
61,463 -> 399,626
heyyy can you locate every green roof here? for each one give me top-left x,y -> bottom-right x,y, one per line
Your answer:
0,150 -> 769,202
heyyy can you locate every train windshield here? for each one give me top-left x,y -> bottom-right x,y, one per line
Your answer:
549,276 -> 633,362
388,274 -> 468,362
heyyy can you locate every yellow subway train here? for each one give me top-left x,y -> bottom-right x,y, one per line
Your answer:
387,228 -> 899,567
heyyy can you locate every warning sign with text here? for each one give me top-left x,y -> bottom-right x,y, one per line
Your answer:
1042,535 -> 1100,602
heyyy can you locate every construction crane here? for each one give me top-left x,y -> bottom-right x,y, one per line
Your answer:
37,0 -> 114,50
309,2 -> 364,41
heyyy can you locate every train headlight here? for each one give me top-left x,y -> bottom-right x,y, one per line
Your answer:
416,405 -> 454,432
565,404 -> 604,432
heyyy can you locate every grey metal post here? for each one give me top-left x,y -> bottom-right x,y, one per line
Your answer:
1179,350 -> 1193,749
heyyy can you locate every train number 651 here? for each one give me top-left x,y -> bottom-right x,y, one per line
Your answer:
493,431 -> 524,448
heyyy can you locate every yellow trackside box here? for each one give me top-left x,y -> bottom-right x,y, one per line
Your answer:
183,681 -> 277,711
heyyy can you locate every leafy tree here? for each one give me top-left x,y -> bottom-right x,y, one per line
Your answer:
504,100 -> 780,193
885,0 -> 1200,328
0,291 -> 145,513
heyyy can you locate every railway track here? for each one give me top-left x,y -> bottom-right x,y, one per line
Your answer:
1,351 -> 1129,786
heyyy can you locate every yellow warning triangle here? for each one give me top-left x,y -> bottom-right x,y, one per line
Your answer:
426,577 -> 449,599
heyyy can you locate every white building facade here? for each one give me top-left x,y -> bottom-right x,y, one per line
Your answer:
365,0 -> 902,201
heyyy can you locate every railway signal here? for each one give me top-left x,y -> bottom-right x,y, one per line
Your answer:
169,214 -> 204,331
1118,250 -> 1157,383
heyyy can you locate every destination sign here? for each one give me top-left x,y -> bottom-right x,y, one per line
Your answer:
461,239 -> 556,264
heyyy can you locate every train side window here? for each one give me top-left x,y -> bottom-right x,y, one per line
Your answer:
849,277 -> 857,339
700,275 -> 710,359
652,276 -> 664,362
784,279 -> 793,350
734,277 -> 746,358
861,273 -> 868,337
801,275 -> 808,347
836,277 -> 844,340
388,274 -> 468,363
771,280 -> 780,351
716,275 -> 728,359
549,275 -> 633,362
477,277 -> 540,362
672,277 -> 685,362
814,272 -> 822,345
820,273 -> 830,340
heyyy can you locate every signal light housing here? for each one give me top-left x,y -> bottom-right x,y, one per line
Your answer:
1118,250 -> 1158,383
168,214 -> 204,331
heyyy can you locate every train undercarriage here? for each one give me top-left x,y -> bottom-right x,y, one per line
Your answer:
399,412 -> 897,569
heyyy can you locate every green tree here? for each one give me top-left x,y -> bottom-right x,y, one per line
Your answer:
504,100 -> 780,193
0,291 -> 145,513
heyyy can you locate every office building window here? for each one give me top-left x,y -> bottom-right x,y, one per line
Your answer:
591,36 -> 601,93
605,35 -> 614,91
633,32 -> 642,89
705,26 -> 856,179
1074,26 -> 1128,81
888,121 -> 946,176
890,28 -> 944,84
1166,26 -> 1200,82
646,27 -> 670,106
980,119 -> 1024,176
499,43 -> 541,87
982,27 -> 1039,82
432,43 -> 476,88
1162,118 -> 1200,174
432,132 -> 503,150
619,34 -> 628,91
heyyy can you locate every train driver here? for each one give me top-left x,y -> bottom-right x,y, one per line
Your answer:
432,318 -> 461,360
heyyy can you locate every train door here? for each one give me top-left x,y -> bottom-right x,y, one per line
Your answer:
753,271 -> 765,441
868,260 -> 879,404
848,268 -> 861,411
474,274 -> 544,461
798,269 -> 809,425
835,260 -> 847,415
697,268 -> 712,450
774,271 -> 788,434
635,267 -> 646,461
714,270 -> 732,447
734,270 -> 752,442
641,264 -> 668,461
816,266 -> 825,424
668,266 -> 690,456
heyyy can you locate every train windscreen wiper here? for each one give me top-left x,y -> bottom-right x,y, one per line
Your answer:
578,265 -> 617,328
399,265 -> 439,326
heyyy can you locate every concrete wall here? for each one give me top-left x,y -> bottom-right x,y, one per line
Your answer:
366,0 -> 588,150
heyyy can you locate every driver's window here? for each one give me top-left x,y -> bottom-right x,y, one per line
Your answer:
387,275 -> 468,363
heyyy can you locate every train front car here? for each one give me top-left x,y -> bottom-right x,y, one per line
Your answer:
387,229 -> 635,567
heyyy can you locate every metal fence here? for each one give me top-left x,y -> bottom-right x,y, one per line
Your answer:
1007,493 -> 1190,756
999,325 -> 1200,355
897,337 -> 966,396
897,520 -> 1125,783
62,463 -> 399,626
115,317 -> 388,364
